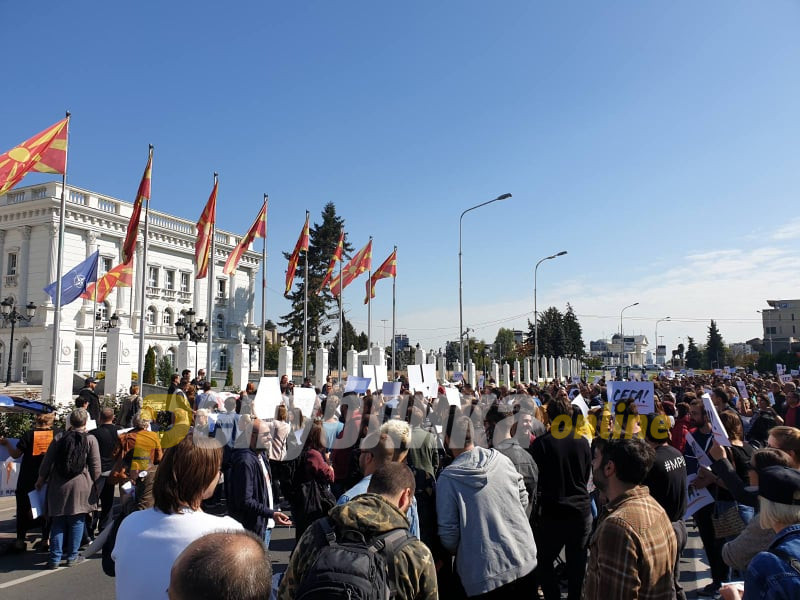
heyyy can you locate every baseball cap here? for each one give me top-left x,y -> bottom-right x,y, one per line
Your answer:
758,466 -> 800,505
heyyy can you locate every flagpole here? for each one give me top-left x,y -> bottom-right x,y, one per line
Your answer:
392,245 -> 397,376
367,236 -> 372,353
207,173 -> 217,383
90,294 -> 97,377
49,111 -> 71,401
337,257 -> 343,383
260,194 -> 268,378
302,210 -> 309,380
136,145 -> 153,383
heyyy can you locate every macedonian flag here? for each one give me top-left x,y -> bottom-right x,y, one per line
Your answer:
285,212 -> 310,296
195,176 -> 218,279
0,117 -> 69,194
317,229 -> 344,295
364,247 -> 397,304
121,146 -> 153,265
223,198 -> 267,276
330,238 -> 372,297
81,258 -> 135,303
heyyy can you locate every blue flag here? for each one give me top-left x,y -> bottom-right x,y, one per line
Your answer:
44,250 -> 99,306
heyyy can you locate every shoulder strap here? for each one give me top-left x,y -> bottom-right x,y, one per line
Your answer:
373,528 -> 416,598
317,516 -> 338,546
769,548 -> 800,576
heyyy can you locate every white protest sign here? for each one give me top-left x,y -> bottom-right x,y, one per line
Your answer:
688,369 -> 695,377
571,376 -> 581,384
292,387 -> 317,419
631,371 -> 642,382
408,364 -> 438,399
684,431 -> 712,468
792,370 -> 799,377
344,377 -> 371,394
702,393 -> 731,447
780,374 -> 793,384
684,474 -> 714,519
768,392 -> 776,406
444,387 -> 461,407
713,369 -> 723,376
382,382 -> 401,397
571,394 -> 589,418
736,381 -> 749,400
723,366 -> 731,374
593,376 -> 601,384
777,364 -> 785,376
664,369 -> 675,380
28,484 -> 47,519
452,372 -> 463,382
362,364 -> 388,392
0,457 -> 20,497
607,381 -> 655,415
253,377 -> 282,420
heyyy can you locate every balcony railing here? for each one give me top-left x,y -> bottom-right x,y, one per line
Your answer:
4,275 -> 17,287
178,291 -> 192,303
146,286 -> 160,297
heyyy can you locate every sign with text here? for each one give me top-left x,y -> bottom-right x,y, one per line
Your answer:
685,474 -> 714,519
253,377 -> 282,421
381,382 -> 401,397
780,374 -> 793,384
684,431 -> 713,469
607,381 -> 655,414
736,381 -> 749,400
702,393 -> 731,447
408,364 -> 438,399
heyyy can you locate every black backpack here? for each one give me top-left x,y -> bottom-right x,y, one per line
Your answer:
295,517 -> 415,600
55,430 -> 89,479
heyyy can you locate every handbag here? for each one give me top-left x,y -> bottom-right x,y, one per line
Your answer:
300,478 -> 336,521
711,503 -> 745,539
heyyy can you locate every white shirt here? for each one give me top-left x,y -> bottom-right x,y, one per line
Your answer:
257,454 -> 276,529
112,508 -> 242,600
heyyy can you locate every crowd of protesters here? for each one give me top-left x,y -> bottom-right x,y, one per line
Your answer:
1,367 -> 800,599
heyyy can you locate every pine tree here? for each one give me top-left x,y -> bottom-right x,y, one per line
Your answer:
493,328 -> 516,361
704,320 -> 726,369
562,303 -> 585,358
685,336 -> 702,368
280,203 -> 354,359
225,364 -> 233,387
536,307 -> 566,357
156,356 -> 173,387
143,346 -> 156,385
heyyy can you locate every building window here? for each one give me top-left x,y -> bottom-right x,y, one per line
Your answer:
766,326 -> 777,335
219,347 -> 228,371
165,270 -> 175,290
99,344 -> 107,372
20,342 -> 29,381
6,253 -> 17,276
146,306 -> 157,326
73,343 -> 81,371
216,279 -> 226,299
148,266 -> 159,288
163,308 -> 173,326
101,256 -> 113,276
166,347 -> 176,368
215,313 -> 225,336
180,272 -> 190,293
97,302 -> 110,322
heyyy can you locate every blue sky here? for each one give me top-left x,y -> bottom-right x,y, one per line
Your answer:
2,1 -> 799,354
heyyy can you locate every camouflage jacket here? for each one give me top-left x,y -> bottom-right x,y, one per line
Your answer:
278,493 -> 438,600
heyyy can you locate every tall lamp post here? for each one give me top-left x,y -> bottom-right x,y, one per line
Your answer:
175,308 -> 208,373
619,302 -> 639,374
0,298 -> 36,387
654,316 -> 670,366
92,311 -> 119,377
534,251 -> 567,378
459,193 -> 511,365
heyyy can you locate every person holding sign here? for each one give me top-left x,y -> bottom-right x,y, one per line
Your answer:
0,412 -> 55,552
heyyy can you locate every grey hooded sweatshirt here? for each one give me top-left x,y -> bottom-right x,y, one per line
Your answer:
436,446 -> 538,596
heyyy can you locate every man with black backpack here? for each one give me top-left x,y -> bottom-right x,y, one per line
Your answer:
278,462 -> 438,600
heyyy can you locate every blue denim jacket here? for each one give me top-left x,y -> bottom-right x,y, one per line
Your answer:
745,524 -> 800,599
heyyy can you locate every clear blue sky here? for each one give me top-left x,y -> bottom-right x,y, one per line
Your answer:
2,1 -> 799,354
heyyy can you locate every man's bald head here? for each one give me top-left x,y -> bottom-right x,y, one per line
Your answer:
168,530 -> 271,600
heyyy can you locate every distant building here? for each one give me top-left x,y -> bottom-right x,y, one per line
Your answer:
729,342 -> 754,357
513,329 -> 525,344
393,333 -> 409,351
589,339 -> 608,352
760,300 -> 800,353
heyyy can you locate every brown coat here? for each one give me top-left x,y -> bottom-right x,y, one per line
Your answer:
39,432 -> 101,517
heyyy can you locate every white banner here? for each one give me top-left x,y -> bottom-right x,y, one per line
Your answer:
607,380 -> 655,414
253,376 -> 283,421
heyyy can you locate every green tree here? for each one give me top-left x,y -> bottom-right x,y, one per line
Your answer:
143,346 -> 157,385
529,306 -> 566,357
685,336 -> 701,369
262,340 -> 279,371
156,356 -> 173,387
562,303 -> 585,358
493,328 -> 516,361
280,203 -> 354,361
328,316 -> 367,368
225,364 -> 234,387
704,320 -> 726,369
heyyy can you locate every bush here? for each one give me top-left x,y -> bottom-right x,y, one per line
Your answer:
0,412 -> 34,439
157,357 -> 174,387
210,379 -> 218,388
225,364 -> 234,387
143,347 -> 156,385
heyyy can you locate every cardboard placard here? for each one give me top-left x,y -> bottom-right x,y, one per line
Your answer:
343,377 -> 371,395
684,432 -> 713,468
253,376 -> 283,421
408,364 -> 438,399
780,374 -> 793,384
28,485 -> 47,519
381,382 -> 401,397
444,387 -> 461,407
362,365 -> 388,393
607,381 -> 655,414
736,381 -> 749,400
32,430 -> 53,456
292,387 -> 318,418
702,393 -> 731,447
685,474 -> 714,519
571,394 -> 589,418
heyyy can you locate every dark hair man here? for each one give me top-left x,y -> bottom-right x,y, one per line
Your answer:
168,529 -> 271,600
89,407 -> 120,536
584,438 -> 677,600
76,377 -> 101,422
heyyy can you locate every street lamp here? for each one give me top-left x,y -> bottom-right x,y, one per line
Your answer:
534,251 -> 567,379
619,302 -> 639,373
91,311 -> 119,377
0,298 -> 36,387
176,308 -> 208,372
459,193 -> 511,365
655,317 -> 670,366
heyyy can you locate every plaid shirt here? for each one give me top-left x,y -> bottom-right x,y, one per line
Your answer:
583,485 -> 677,600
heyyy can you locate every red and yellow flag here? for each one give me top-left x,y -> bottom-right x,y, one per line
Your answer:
0,117 -> 69,194
285,212 -> 310,296
80,258 -> 135,303
121,147 -> 153,264
318,229 -> 344,294
330,238 -> 372,297
223,199 -> 267,276
195,177 -> 218,279
364,248 -> 397,304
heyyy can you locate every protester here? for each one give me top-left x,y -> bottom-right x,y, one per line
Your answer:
584,437 -> 677,600
112,435 -> 243,600
117,384 -> 142,429
0,412 -> 55,552
36,408 -> 101,568
279,462 -> 437,600
778,382 -> 800,428
122,412 -> 163,476
321,397 -> 343,451
89,407 -> 121,535
746,393 -> 783,447
437,414 -> 537,598
213,396 -> 238,448
237,381 -> 256,415
288,420 -> 335,540
76,377 -> 101,422
167,530 -> 272,600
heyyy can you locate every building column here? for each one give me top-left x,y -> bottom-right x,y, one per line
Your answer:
132,241 -> 144,331
278,342 -> 293,382
105,322 -> 133,398
232,342 -> 249,390
315,346 -> 329,390
227,272 -> 235,339
18,226 -> 32,309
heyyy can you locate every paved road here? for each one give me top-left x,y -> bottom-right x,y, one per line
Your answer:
1,494 -> 715,599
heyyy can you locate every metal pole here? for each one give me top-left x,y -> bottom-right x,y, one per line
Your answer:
136,145 -> 153,382
534,251 -> 567,382
302,236 -> 308,379
90,295 -> 97,377
367,267 -> 372,353
391,245 -> 396,375
619,302 -> 639,372
6,316 -> 16,387
260,194 -> 268,378
206,173 -> 217,382
50,111 -> 71,402
655,317 -> 670,366
337,258 -> 343,382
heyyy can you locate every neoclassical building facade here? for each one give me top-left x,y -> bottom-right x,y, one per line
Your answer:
0,181 -> 260,389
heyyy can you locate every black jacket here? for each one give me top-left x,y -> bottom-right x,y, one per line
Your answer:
77,387 -> 101,421
226,447 -> 275,537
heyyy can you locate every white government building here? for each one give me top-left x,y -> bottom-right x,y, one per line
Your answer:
0,181 -> 261,401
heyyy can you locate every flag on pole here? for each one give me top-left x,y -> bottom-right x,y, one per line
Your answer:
364,248 -> 397,304
223,200 -> 267,275
330,239 -> 372,297
121,147 -> 153,264
285,213 -> 310,296
80,258 -> 135,303
318,229 -> 344,294
195,178 -> 218,279
43,250 -> 99,306
0,117 -> 69,194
